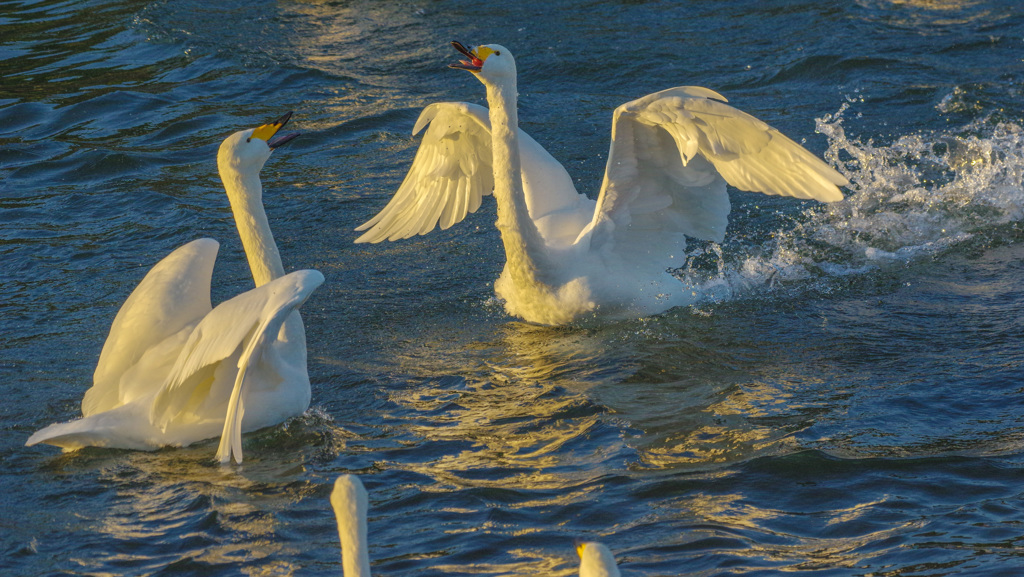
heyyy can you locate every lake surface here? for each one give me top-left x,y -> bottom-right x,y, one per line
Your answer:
3,0 -> 1024,575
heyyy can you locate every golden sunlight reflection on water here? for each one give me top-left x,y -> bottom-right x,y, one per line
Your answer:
633,375 -> 830,468
52,444 -> 314,575
386,375 -> 610,490
372,309 -> 850,475
652,490 -> 926,572
433,548 -> 578,577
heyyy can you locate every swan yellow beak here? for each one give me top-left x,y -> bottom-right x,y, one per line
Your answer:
575,541 -> 587,558
449,41 -> 491,72
250,111 -> 299,149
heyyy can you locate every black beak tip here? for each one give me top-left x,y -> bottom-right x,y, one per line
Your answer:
273,111 -> 294,127
451,40 -> 474,59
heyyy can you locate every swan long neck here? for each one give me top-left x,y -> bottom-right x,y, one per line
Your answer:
219,166 -> 285,287
485,78 -> 549,289
338,512 -> 371,577
333,483 -> 372,577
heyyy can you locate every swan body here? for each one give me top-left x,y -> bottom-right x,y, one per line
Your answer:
356,42 -> 847,325
27,113 -> 323,464
577,541 -> 621,577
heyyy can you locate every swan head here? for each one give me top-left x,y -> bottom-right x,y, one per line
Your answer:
450,41 -> 516,85
217,111 -> 300,174
576,540 -> 621,577
331,474 -> 369,522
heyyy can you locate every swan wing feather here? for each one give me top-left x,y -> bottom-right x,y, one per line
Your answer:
354,102 -> 494,243
587,86 -> 846,258
214,269 -> 323,464
83,238 -> 218,416
149,269 -> 324,449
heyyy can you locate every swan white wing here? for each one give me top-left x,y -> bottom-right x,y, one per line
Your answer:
83,238 -> 218,416
354,102 -> 495,243
517,128 -> 594,247
148,269 -> 324,462
214,271 -> 322,464
355,102 -> 587,245
586,86 -> 846,257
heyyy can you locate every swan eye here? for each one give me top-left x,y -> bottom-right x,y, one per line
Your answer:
495,51 -> 501,55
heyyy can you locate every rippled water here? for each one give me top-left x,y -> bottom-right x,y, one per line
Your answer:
3,0 -> 1024,575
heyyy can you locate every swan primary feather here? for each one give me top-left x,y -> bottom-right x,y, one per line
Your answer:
356,42 -> 847,325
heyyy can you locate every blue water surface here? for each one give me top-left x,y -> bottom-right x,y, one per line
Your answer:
3,0 -> 1024,575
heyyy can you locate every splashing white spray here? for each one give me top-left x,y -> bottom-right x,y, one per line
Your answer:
674,98 -> 1024,306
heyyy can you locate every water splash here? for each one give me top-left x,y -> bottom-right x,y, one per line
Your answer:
676,98 -> 1024,305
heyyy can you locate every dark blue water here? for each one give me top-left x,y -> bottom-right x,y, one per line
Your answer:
3,0 -> 1024,575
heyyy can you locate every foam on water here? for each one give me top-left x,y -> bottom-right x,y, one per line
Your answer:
675,94 -> 1024,306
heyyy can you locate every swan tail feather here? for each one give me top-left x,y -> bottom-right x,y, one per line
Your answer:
26,403 -> 157,451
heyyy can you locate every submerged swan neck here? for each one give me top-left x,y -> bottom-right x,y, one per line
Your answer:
485,78 -> 549,285
219,165 -> 286,287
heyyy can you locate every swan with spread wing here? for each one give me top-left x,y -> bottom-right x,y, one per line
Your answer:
356,42 -> 847,325
27,113 -> 323,464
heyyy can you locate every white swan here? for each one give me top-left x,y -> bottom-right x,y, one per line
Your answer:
331,475 -> 372,577
26,112 -> 324,464
330,474 -> 621,577
355,42 -> 848,325
577,541 -> 621,577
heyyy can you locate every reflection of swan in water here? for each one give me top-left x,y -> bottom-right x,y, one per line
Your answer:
577,541 -> 621,577
27,113 -> 323,464
356,41 -> 846,325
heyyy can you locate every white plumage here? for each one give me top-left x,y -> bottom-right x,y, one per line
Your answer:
356,42 -> 847,325
331,475 -> 372,577
27,113 -> 322,464
577,541 -> 622,577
